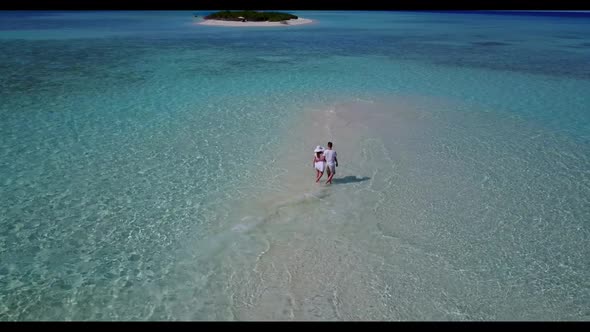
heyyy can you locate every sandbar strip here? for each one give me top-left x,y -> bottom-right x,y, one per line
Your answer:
197,18 -> 314,27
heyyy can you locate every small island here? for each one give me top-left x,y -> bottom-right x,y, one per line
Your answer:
197,10 -> 313,27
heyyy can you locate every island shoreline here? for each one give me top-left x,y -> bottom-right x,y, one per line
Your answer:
196,18 -> 314,27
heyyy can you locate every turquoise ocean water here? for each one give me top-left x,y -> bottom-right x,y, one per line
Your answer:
0,11 -> 589,320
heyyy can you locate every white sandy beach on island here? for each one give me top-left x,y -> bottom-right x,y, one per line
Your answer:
197,18 -> 314,27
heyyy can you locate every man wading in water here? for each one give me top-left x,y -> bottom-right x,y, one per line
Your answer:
324,141 -> 338,184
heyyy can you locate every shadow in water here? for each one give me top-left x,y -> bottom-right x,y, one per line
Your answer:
332,176 -> 371,184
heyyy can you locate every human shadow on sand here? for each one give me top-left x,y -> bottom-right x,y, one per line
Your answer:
332,176 -> 371,184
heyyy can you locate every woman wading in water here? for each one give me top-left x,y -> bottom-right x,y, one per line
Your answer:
313,145 -> 326,183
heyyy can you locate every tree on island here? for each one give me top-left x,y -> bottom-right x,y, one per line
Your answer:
204,10 -> 298,22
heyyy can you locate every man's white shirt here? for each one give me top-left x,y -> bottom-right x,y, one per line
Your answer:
324,149 -> 337,165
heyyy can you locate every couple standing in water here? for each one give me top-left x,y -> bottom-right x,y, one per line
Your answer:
313,142 -> 338,184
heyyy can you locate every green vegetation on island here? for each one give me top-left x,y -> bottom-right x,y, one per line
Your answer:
204,10 -> 298,22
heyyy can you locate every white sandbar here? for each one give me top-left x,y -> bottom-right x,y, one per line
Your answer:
196,18 -> 314,27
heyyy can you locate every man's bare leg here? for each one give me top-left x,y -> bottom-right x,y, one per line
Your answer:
326,173 -> 334,184
326,166 -> 335,184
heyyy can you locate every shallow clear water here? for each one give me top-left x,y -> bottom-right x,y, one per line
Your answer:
0,11 -> 588,320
